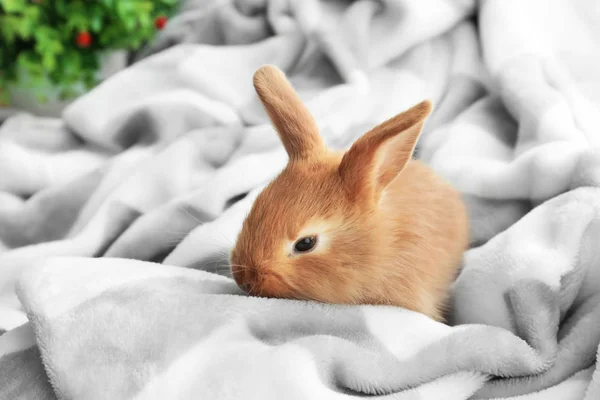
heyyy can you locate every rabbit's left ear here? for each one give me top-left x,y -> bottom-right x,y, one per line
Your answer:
338,100 -> 432,202
253,65 -> 326,161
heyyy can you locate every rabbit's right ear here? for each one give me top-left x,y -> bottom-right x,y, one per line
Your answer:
253,65 -> 325,161
339,100 -> 432,203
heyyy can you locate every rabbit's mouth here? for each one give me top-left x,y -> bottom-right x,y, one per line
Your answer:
233,267 -> 290,299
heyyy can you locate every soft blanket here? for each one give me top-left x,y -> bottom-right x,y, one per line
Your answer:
1,0 -> 600,399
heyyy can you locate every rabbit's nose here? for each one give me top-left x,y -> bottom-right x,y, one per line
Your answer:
239,282 -> 251,293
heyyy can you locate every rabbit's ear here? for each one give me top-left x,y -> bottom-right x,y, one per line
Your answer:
253,65 -> 325,161
339,100 -> 432,202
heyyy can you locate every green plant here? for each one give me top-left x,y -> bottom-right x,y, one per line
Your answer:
0,0 -> 178,103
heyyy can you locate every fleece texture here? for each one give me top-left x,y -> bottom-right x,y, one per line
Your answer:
1,0 -> 600,399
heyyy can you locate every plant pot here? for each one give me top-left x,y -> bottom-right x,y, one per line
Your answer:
7,50 -> 128,118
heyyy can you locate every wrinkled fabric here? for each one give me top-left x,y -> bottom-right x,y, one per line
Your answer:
1,0 -> 600,399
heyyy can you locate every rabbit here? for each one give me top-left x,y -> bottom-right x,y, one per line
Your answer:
229,65 -> 469,322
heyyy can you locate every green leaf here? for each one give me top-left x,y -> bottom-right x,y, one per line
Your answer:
18,21 -> 34,39
22,5 -> 41,20
0,0 -> 178,92
66,14 -> 89,33
136,1 -> 154,13
55,0 -> 68,16
60,50 -> 83,78
0,15 -> 22,43
138,13 -> 151,28
17,52 -> 43,73
90,8 -> 104,33
35,26 -> 59,42
82,72 -> 97,89
16,52 -> 34,70
123,17 -> 136,31
34,27 -> 65,63
0,0 -> 26,13
41,52 -> 57,71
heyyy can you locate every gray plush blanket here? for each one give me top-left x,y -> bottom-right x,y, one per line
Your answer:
1,0 -> 600,399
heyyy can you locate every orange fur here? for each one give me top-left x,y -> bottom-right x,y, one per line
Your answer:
230,65 -> 469,322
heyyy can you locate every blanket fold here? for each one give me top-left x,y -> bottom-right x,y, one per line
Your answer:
1,0 -> 600,399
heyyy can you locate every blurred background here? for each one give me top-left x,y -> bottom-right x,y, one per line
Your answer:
0,0 -> 179,120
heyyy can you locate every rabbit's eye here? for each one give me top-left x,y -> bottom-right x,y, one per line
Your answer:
294,236 -> 317,253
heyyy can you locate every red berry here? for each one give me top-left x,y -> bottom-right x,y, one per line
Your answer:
76,31 -> 92,48
155,16 -> 167,30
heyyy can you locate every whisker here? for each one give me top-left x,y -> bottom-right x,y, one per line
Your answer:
213,230 -> 235,247
229,263 -> 252,270
177,204 -> 206,226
